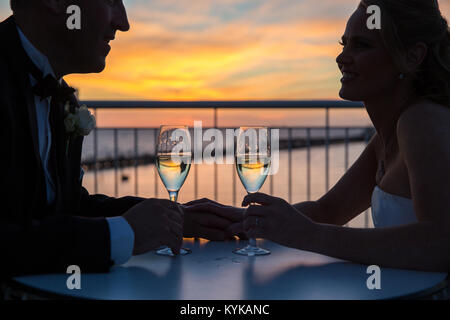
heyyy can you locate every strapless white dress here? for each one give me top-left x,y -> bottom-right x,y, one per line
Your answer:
371,186 -> 417,227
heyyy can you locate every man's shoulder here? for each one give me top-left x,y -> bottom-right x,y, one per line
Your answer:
0,16 -> 18,80
0,16 -> 15,54
0,15 -> 12,32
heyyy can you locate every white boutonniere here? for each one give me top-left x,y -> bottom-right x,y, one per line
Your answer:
64,102 -> 96,156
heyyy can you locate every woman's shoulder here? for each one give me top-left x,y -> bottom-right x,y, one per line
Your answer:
397,99 -> 449,150
397,99 -> 449,134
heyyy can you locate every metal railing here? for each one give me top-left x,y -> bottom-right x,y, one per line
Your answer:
81,100 -> 374,228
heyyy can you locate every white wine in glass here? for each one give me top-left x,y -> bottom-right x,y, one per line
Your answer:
156,153 -> 192,202
156,125 -> 192,256
234,126 -> 271,256
236,155 -> 271,193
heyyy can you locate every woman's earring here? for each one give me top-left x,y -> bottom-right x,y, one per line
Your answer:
398,73 -> 405,80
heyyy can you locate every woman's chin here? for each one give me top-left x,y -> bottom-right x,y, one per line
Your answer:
339,88 -> 364,102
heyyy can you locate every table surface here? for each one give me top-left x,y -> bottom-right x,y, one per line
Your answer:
12,239 -> 448,300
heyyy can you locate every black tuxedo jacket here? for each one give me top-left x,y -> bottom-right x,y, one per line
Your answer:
0,16 -> 143,278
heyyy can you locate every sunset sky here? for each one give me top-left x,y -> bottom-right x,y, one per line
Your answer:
1,1 -> 449,126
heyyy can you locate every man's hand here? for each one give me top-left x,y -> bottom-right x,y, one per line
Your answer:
122,198 -> 184,255
183,198 -> 248,241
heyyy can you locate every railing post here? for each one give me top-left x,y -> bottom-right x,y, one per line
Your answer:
194,161 -> 198,201
154,129 -> 159,198
114,129 -> 118,197
344,127 -> 349,227
214,107 -> 218,201
288,128 -> 292,203
134,128 -> 139,197
345,128 -> 349,172
93,108 -> 98,194
267,126 -> 273,197
325,107 -> 330,192
364,131 -> 371,228
306,127 -> 311,201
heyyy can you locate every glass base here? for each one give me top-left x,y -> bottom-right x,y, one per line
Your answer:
156,246 -> 191,256
233,244 -> 270,256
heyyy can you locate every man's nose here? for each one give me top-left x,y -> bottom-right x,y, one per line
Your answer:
113,1 -> 130,32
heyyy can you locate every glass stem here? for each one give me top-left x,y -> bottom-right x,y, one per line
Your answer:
168,191 -> 178,202
246,197 -> 258,248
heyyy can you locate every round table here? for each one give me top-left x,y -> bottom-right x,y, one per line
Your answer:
9,239 -> 449,300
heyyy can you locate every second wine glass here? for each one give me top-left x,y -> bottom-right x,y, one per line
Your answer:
234,126 -> 271,256
156,125 -> 192,256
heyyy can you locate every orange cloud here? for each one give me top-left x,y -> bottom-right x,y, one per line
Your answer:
66,18 -> 346,101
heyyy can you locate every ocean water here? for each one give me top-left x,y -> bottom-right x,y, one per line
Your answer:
81,127 -> 370,162
82,138 -> 374,229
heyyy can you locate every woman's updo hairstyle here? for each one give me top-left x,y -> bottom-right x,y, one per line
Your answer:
362,0 -> 450,107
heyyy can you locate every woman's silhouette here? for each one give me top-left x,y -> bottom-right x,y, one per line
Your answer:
186,0 -> 450,272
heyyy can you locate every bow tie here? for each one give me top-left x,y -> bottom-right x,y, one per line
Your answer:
32,74 -> 76,104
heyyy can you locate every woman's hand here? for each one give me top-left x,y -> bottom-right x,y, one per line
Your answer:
183,198 -> 248,241
242,193 -> 317,249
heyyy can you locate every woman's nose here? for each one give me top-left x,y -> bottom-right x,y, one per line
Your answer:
336,50 -> 353,67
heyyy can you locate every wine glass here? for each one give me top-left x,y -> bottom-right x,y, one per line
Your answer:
155,125 -> 192,256
234,126 -> 271,256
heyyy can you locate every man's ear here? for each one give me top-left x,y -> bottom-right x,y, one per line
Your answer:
41,0 -> 68,14
405,42 -> 428,73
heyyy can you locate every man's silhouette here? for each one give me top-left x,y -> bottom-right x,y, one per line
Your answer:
0,0 -> 242,279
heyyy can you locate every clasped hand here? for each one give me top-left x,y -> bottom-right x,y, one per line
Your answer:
240,193 -> 316,249
184,193 -> 316,250
122,197 -> 247,256
123,193 -> 315,256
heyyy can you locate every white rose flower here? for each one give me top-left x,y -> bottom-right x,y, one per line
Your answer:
63,103 -> 96,156
76,105 -> 96,136
64,103 -> 96,141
